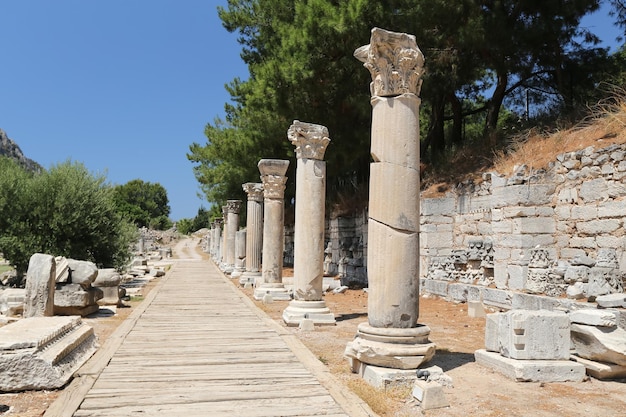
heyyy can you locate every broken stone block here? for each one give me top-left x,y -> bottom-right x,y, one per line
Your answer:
54,256 -> 70,283
0,316 -> 97,391
412,379 -> 449,410
66,259 -> 98,289
24,253 -> 56,318
571,323 -> 626,366
566,282 -> 586,299
569,309 -> 617,327
571,355 -> 626,380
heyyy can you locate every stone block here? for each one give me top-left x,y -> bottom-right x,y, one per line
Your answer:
484,313 -> 501,352
571,323 -> 626,365
570,205 -> 598,220
571,355 -> 626,380
596,293 -> 626,308
468,300 -> 486,318
421,279 -> 449,297
447,283 -> 470,302
598,199 -> 626,218
67,259 -> 98,288
350,362 -> 417,389
480,288 -> 512,309
24,253 -> 56,318
569,309 -> 617,327
0,316 -> 98,391
491,184 -> 556,208
497,310 -> 571,360
474,349 -> 586,382
513,217 -> 556,234
412,380 -> 450,410
420,232 -> 453,249
507,264 -> 527,290
511,293 -> 562,311
576,219 -> 621,234
421,197 -> 456,216
579,178 -> 608,202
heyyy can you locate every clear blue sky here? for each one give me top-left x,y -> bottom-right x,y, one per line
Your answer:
0,1 -> 248,221
0,2 -> 621,221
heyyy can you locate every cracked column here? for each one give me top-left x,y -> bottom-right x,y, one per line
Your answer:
253,159 -> 291,301
345,28 -> 435,374
240,183 -> 264,286
282,121 -> 335,326
224,200 -> 242,275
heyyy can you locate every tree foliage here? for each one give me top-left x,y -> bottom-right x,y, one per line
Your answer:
0,158 -> 136,275
112,179 -> 172,230
176,206 -> 212,235
189,0 -> 623,212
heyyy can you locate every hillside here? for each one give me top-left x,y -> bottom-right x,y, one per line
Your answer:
0,129 -> 41,171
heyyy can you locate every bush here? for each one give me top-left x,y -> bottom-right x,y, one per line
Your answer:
0,158 -> 136,275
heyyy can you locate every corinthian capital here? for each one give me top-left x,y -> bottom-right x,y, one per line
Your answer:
242,183 -> 264,202
221,206 -> 228,223
226,199 -> 242,214
287,120 -> 330,160
258,159 -> 290,200
354,27 -> 425,97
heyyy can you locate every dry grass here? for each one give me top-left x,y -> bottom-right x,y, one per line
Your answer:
346,379 -> 414,416
422,94 -> 626,196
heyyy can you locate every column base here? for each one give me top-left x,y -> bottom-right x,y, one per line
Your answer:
253,284 -> 292,301
231,267 -> 245,279
345,322 -> 436,370
240,271 -> 261,286
282,300 -> 336,326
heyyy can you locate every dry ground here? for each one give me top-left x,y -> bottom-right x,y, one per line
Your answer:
2,262 -> 625,417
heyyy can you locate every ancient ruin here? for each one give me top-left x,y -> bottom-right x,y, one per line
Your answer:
254,159 -> 291,301
282,120 -> 335,326
241,182 -> 264,285
345,28 -> 436,384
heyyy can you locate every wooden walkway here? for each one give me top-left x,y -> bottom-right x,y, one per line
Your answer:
46,256 -> 375,417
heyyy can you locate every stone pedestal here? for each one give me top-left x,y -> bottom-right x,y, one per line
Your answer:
345,28 -> 435,376
241,183 -> 264,286
254,159 -> 291,301
282,121 -> 335,326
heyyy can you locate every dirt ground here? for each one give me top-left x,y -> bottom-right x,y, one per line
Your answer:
2,260 -> 625,417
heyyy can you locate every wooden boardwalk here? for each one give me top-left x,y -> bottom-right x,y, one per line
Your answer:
46,255 -> 375,417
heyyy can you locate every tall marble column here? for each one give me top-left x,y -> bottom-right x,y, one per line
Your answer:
224,200 -> 242,274
253,159 -> 291,301
231,229 -> 247,279
220,205 -> 229,270
241,183 -> 264,285
282,121 -> 335,326
345,28 -> 435,374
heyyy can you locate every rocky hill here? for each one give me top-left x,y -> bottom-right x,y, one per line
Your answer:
0,129 -> 41,171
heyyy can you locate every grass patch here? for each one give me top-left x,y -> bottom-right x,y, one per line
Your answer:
0,264 -> 14,275
129,295 -> 144,302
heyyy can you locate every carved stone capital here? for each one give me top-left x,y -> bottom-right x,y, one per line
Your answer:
221,206 -> 228,221
226,199 -> 242,214
354,27 -> 425,97
287,120 -> 330,160
258,159 -> 289,200
242,183 -> 264,202
213,218 -> 223,228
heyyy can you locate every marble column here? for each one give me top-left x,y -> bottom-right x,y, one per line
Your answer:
224,200 -> 242,274
231,229 -> 247,279
282,121 -> 335,326
241,183 -> 264,286
345,28 -> 435,374
220,205 -> 229,270
212,218 -> 223,262
253,159 -> 291,301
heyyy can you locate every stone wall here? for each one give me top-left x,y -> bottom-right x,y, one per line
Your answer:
421,143 -> 626,302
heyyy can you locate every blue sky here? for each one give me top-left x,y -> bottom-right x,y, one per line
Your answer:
0,2 -> 622,221
0,1 -> 248,221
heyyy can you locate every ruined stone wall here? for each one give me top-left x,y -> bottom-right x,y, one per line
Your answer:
421,144 -> 626,304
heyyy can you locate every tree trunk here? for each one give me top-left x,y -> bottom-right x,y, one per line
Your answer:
485,71 -> 508,147
449,93 -> 463,146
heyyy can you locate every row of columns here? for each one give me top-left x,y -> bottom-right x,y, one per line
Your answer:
206,27 -> 435,379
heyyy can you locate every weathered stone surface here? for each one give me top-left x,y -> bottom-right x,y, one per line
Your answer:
54,256 -> 70,283
369,162 -> 420,232
571,323 -> 626,365
571,355 -> 626,380
54,284 -> 102,316
24,253 -> 56,318
67,259 -> 98,289
0,316 -> 97,391
570,309 -> 617,327
475,349 -> 586,382
93,268 -> 122,306
596,293 -> 626,308
489,310 -> 570,360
